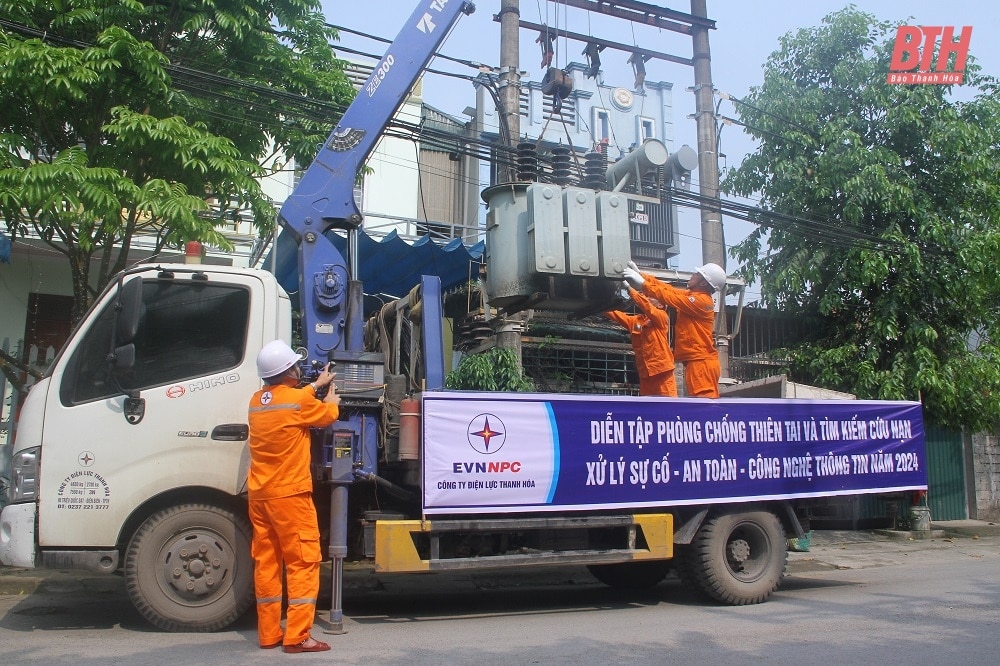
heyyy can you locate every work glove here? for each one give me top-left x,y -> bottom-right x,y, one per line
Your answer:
623,261 -> 645,289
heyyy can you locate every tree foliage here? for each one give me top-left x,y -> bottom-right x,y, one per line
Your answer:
724,8 -> 1000,430
446,348 -> 536,392
0,0 -> 354,322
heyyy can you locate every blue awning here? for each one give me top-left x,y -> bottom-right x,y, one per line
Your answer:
0,232 -> 10,264
267,228 -> 484,309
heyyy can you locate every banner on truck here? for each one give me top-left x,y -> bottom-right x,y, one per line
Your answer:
421,392 -> 927,514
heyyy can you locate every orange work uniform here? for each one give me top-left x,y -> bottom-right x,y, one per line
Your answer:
605,286 -> 677,396
247,381 -> 338,649
641,275 -> 721,398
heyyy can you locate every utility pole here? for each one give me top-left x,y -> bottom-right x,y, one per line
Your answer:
498,0 -> 521,145
496,0 -> 523,354
690,0 -> 728,378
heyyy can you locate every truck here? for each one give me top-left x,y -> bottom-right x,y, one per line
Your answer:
0,0 -> 928,633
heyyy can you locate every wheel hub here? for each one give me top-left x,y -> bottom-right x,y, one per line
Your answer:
727,538 -> 751,567
167,537 -> 227,600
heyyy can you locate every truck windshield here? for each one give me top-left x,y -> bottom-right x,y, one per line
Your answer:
60,280 -> 251,405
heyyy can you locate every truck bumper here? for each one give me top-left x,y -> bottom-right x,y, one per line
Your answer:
0,502 -> 37,568
372,513 -> 673,573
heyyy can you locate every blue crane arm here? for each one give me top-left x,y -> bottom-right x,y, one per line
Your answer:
277,0 -> 475,361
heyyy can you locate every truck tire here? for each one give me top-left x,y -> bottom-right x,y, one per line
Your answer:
687,509 -> 786,605
125,503 -> 254,632
671,544 -> 699,591
587,561 -> 671,589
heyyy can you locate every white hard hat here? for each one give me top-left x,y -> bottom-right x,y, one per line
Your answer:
695,263 -> 727,292
256,340 -> 302,379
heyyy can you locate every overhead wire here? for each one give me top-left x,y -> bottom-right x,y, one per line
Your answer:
1,16 -> 942,266
667,186 -> 946,257
320,11 -> 950,301
720,92 -> 821,141
326,22 -> 492,71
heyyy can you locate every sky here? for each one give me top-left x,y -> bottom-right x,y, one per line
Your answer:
321,1 -> 1000,300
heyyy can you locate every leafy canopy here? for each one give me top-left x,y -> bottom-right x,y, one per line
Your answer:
447,348 -> 536,392
0,0 -> 354,322
724,8 -> 1000,430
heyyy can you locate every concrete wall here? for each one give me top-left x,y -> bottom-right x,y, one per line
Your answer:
971,432 -> 1000,520
719,374 -> 856,399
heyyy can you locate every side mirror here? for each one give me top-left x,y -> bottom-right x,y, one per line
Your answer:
116,278 -> 143,344
110,343 -> 136,376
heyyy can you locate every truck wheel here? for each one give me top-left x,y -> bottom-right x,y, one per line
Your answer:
125,503 -> 254,632
688,510 -> 786,605
587,561 -> 671,589
671,544 -> 699,590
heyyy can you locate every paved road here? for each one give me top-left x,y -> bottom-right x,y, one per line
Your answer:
2,531 -> 999,665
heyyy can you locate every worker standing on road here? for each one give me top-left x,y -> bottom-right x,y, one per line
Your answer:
604,285 -> 677,396
623,261 -> 725,398
248,340 -> 340,653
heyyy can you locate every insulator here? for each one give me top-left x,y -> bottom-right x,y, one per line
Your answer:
582,151 -> 608,190
550,144 -> 572,186
517,142 -> 538,182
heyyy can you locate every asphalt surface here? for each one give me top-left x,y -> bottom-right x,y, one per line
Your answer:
2,520 -> 997,597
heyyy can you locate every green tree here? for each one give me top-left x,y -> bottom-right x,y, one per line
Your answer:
725,8 -> 1000,430
446,348 -> 535,392
0,0 -> 354,323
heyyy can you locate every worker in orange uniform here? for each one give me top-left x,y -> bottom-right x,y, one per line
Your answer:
623,260 -> 726,398
604,285 -> 677,396
248,340 -> 340,653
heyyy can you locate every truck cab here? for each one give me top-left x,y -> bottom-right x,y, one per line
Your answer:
2,264 -> 289,630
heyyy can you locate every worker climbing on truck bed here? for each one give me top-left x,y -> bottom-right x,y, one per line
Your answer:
248,340 -> 340,653
604,284 -> 677,396
623,260 -> 725,398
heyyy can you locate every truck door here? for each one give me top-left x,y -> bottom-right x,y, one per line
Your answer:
36,270 -> 268,549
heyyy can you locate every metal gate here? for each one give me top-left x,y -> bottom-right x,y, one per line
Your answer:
925,425 -> 967,520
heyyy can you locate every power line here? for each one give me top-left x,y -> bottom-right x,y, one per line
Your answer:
326,22 -> 493,72
3,17 -> 947,264
717,91 -> 821,141
667,186 -> 947,257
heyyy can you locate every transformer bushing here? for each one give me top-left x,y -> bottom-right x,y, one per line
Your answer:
582,151 -> 608,190
550,144 -> 572,186
517,142 -> 538,182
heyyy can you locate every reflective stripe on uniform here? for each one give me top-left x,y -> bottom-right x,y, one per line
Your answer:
257,596 -> 282,604
250,403 -> 302,413
287,597 -> 317,605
